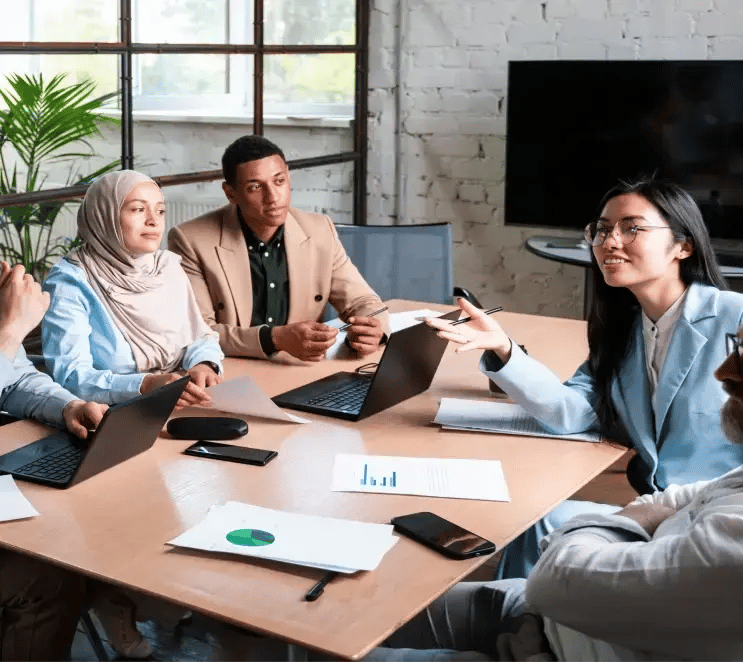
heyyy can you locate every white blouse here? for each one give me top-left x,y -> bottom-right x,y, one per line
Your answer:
641,288 -> 688,398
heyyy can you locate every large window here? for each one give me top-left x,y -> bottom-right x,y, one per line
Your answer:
0,0 -> 368,244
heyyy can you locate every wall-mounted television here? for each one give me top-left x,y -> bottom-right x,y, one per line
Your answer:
505,60 -> 743,243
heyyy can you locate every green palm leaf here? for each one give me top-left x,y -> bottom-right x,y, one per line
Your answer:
0,72 -> 120,280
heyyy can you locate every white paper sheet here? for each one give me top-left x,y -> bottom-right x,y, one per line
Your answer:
0,475 -> 39,521
434,398 -> 601,442
168,501 -> 397,573
331,454 -> 510,502
208,375 -> 309,423
324,309 -> 447,360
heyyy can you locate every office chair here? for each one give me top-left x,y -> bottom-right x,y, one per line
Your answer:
333,222 -> 482,308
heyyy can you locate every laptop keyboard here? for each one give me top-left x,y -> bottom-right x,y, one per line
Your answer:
16,445 -> 84,482
306,378 -> 372,413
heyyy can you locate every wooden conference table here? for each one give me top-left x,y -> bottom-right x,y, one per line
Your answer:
0,301 -> 624,660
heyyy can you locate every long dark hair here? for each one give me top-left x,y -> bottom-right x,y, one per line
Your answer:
587,177 -> 727,433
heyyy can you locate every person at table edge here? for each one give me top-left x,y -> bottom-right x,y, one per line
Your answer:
168,135 -> 389,362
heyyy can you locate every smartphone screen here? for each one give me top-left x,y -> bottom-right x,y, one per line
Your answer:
391,511 -> 495,559
183,441 -> 277,466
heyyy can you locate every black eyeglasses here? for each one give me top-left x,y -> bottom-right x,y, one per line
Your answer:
584,219 -> 675,246
726,333 -> 743,373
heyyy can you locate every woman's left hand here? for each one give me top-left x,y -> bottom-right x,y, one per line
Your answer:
188,363 -> 223,390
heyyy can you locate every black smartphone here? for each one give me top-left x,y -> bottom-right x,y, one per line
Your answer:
183,441 -> 277,466
391,512 -> 495,560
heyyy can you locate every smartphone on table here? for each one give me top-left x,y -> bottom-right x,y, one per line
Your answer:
391,511 -> 495,560
183,441 -> 277,466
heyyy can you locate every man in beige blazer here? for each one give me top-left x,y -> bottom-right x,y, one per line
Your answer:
168,135 -> 388,360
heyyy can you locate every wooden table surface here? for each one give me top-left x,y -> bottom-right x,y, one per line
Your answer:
0,301 -> 625,659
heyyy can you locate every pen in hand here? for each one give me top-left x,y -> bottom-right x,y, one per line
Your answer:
304,570 -> 340,601
450,306 -> 503,326
338,306 -> 388,332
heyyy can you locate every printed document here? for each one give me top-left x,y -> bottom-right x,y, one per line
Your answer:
208,375 -> 309,423
435,398 -> 601,442
331,454 -> 510,502
169,501 -> 397,573
0,475 -> 39,522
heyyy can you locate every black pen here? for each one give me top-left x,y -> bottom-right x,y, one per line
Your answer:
304,570 -> 339,601
450,306 -> 504,326
338,306 -> 388,332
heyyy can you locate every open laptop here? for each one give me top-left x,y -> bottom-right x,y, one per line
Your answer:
0,375 -> 189,488
272,309 -> 460,421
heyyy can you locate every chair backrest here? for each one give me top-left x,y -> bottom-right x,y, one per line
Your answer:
334,223 -> 454,304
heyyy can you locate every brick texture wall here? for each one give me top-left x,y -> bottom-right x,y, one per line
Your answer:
367,0 -> 743,317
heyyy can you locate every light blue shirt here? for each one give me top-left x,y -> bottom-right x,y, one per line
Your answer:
0,347 -> 77,428
42,257 -> 224,405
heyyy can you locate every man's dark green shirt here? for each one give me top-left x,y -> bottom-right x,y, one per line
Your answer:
238,209 -> 290,353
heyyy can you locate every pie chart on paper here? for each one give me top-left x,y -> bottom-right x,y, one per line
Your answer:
225,528 -> 275,547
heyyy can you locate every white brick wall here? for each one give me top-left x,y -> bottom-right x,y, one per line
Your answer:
368,0 -> 743,318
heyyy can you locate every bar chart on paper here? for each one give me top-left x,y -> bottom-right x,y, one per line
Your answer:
360,463 -> 397,488
331,454 -> 510,501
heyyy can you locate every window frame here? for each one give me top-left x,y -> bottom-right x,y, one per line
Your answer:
0,0 -> 369,224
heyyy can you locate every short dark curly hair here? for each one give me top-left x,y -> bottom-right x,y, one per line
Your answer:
222,135 -> 286,187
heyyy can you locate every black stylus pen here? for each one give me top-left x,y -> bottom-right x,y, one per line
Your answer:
450,306 -> 503,326
304,570 -> 339,601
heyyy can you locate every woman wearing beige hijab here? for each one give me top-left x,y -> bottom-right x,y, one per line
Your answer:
42,170 -> 224,408
41,171 -> 225,657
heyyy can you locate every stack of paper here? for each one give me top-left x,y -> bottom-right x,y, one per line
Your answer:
435,398 -> 601,442
168,502 -> 397,573
0,475 -> 38,521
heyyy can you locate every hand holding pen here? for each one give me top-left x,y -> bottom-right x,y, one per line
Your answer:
425,299 -> 512,358
339,306 -> 388,358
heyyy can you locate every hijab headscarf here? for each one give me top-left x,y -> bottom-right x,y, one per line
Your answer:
67,170 -> 217,372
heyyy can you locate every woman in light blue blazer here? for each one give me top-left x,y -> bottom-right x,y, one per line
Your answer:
428,177 -> 743,578
42,170 -> 224,409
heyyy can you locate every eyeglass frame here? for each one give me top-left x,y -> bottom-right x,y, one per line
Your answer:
583,219 -> 676,247
726,333 -> 743,374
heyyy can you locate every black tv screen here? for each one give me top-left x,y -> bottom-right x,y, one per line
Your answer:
505,60 -> 743,241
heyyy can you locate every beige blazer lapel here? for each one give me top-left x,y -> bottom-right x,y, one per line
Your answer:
284,211 -> 312,322
215,205 -> 254,326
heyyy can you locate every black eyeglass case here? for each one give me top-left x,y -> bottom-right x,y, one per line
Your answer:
166,416 -> 249,440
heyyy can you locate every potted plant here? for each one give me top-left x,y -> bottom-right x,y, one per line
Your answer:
0,73 -> 120,352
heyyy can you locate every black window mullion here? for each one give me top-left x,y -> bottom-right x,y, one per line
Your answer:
120,0 -> 134,170
254,0 -> 263,136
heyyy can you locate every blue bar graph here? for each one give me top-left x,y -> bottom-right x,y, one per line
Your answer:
360,463 -> 398,488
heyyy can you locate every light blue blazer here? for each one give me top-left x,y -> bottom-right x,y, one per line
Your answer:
486,282 -> 743,492
42,257 -> 224,405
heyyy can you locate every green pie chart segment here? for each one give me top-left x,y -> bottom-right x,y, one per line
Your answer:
226,528 -> 275,547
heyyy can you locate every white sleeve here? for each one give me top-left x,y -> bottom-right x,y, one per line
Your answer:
526,499 -> 743,657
